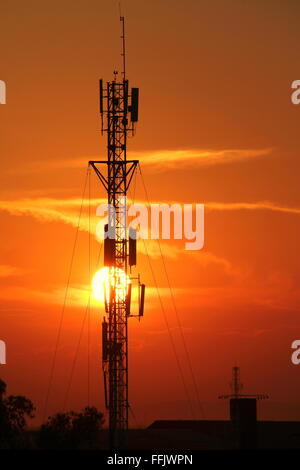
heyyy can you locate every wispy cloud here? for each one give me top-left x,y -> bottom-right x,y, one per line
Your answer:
0,197 -> 299,267
1,195 -> 299,229
0,265 -> 25,277
13,147 -> 273,176
0,198 -> 100,231
0,283 -> 181,308
139,240 -> 232,271
205,201 -> 300,215
135,147 -> 273,170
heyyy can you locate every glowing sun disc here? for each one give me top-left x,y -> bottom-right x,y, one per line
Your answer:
92,267 -> 130,303
92,267 -> 109,302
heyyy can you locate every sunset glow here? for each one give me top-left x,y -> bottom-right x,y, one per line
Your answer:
92,267 -> 130,304
2,0 -> 300,431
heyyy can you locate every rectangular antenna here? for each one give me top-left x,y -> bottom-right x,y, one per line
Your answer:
102,318 -> 108,361
104,224 -> 115,266
126,283 -> 132,316
139,284 -> 145,316
99,79 -> 104,133
99,79 -> 103,114
129,227 -> 137,266
103,282 -> 109,313
124,80 -> 128,116
131,88 -> 139,122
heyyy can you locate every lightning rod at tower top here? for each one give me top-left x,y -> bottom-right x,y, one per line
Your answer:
89,15 -> 145,450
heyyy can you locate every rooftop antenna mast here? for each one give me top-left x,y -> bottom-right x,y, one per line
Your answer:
231,366 -> 243,398
89,15 -> 143,450
219,366 -> 268,400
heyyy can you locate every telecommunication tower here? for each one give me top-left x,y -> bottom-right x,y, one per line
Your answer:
89,17 -> 145,449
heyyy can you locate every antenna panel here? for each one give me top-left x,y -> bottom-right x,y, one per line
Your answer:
139,284 -> 145,316
126,283 -> 132,316
99,79 -> 104,114
129,227 -> 137,266
131,88 -> 139,122
104,224 -> 115,266
102,318 -> 108,361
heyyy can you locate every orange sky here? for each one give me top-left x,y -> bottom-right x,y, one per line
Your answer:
1,0 -> 300,427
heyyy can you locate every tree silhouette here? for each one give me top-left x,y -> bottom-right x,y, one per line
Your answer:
0,379 -> 35,449
5,395 -> 35,432
39,406 -> 105,449
0,379 -> 6,401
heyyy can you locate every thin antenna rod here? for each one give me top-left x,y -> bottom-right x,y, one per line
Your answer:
120,15 -> 126,80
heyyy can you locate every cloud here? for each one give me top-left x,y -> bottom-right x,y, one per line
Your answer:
205,201 -> 300,215
135,147 -> 273,170
0,284 -> 93,308
0,197 -> 101,232
0,265 -> 25,277
5,158 -> 92,175
191,251 -> 232,272
147,325 -> 193,336
1,195 -> 298,232
0,282 -> 183,308
139,239 -> 232,270
0,197 -> 299,270
13,148 -> 273,176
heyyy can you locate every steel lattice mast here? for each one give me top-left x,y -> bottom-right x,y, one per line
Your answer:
89,17 -> 144,449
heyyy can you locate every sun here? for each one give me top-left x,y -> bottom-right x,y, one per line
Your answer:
92,267 -> 109,302
92,267 -> 130,303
